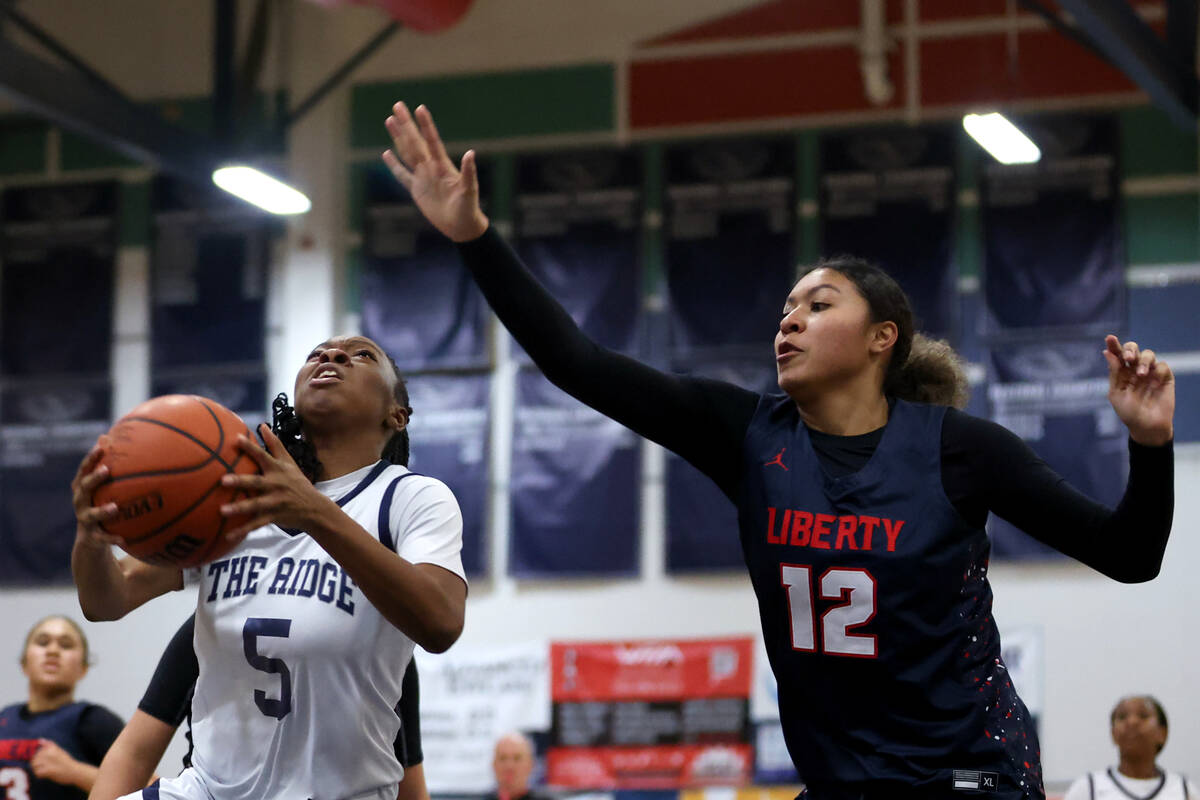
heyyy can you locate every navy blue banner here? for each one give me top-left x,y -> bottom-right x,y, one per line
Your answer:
0,182 -> 117,585
666,359 -> 777,573
981,115 -> 1123,336
986,340 -> 1126,559
515,149 -> 641,356
510,368 -> 640,577
406,373 -> 490,577
820,126 -> 957,338
151,184 -> 270,414
666,138 -> 795,357
361,164 -> 488,371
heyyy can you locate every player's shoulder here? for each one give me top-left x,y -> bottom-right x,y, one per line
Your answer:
379,464 -> 458,503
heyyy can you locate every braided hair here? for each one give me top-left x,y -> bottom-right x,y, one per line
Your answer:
271,356 -> 413,483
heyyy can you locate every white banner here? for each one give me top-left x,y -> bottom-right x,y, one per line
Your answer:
415,641 -> 551,793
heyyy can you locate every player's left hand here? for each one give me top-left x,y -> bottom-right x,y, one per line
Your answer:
219,424 -> 342,542
31,739 -> 83,787
1103,335 -> 1174,446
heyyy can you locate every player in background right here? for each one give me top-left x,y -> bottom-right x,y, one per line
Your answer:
1063,696 -> 1195,800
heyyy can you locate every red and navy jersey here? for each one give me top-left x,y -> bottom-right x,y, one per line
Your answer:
0,701 -> 122,800
740,396 -> 1042,800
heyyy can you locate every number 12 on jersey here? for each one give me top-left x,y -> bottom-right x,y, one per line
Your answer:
781,564 -> 877,658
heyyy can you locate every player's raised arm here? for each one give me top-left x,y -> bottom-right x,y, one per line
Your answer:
381,102 -> 759,495
70,443 -> 182,621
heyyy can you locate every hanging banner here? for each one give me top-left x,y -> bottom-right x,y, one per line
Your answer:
666,360 -> 777,573
406,372 -> 490,577
361,164 -> 488,371
819,126 -> 957,338
0,182 -> 116,584
509,368 -> 640,577
414,641 -> 551,794
548,638 -> 754,788
516,149 -> 641,357
981,114 -> 1123,336
666,138 -> 794,357
986,340 -> 1127,558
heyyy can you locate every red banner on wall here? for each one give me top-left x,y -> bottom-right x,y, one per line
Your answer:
548,638 -> 754,788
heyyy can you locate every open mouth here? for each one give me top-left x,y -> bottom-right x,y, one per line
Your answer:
310,367 -> 344,386
776,343 -> 802,362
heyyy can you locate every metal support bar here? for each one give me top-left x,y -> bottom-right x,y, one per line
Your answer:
1057,0 -> 1198,129
214,0 -> 237,144
0,35 -> 218,184
284,21 -> 400,128
1016,0 -> 1116,67
0,1 -> 131,103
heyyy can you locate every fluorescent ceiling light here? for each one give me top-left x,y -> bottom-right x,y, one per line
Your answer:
962,113 -> 1041,165
212,166 -> 311,215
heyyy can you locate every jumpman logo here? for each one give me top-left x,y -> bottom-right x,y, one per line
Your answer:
764,447 -> 788,471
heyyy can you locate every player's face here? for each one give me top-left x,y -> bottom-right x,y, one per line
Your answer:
21,618 -> 87,692
294,335 -> 402,435
1110,697 -> 1166,758
493,737 -> 534,795
775,269 -> 886,400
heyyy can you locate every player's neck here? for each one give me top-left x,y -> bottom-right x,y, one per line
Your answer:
26,686 -> 73,713
1117,755 -> 1160,780
310,430 -> 388,481
794,381 -> 889,436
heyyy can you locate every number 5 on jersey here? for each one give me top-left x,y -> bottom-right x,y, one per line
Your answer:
781,564 -> 877,658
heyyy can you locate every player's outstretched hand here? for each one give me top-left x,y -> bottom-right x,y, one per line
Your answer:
1103,335 -> 1174,446
219,424 -> 341,543
382,101 -> 489,242
71,441 -> 122,548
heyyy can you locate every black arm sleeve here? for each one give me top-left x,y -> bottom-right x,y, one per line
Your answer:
137,614 -> 198,726
458,227 -> 759,498
942,409 -> 1174,582
76,704 -> 125,765
394,658 -> 422,768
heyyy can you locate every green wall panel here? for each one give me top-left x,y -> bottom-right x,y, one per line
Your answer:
1125,193 -> 1200,265
352,64 -> 615,148
1120,105 -> 1197,178
0,118 -> 47,175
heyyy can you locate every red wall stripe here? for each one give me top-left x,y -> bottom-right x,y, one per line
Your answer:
630,46 -> 905,129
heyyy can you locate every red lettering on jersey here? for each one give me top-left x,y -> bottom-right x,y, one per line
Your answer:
834,516 -> 859,550
858,515 -> 880,550
790,511 -> 813,546
0,738 -> 39,760
883,518 -> 906,552
810,514 -> 835,549
765,507 -> 783,544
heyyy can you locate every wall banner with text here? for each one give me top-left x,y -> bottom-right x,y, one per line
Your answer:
548,638 -> 754,788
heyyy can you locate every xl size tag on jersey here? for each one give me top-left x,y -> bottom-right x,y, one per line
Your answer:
953,770 -> 999,792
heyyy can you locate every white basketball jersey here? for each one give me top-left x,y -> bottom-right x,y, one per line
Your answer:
1064,769 -> 1194,800
187,461 -> 465,800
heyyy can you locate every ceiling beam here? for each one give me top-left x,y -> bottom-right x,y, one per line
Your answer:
0,34 -> 220,184
1056,0 -> 1198,129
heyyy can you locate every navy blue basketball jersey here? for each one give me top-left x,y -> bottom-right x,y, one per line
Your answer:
740,397 -> 1042,799
0,702 -> 91,800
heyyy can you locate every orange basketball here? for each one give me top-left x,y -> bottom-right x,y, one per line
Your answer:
92,394 -> 261,568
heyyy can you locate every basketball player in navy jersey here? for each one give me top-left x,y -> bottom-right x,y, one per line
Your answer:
382,102 -> 1176,800
0,616 -> 124,800
70,334 -> 467,800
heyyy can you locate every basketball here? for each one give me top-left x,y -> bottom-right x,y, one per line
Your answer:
92,394 -> 261,568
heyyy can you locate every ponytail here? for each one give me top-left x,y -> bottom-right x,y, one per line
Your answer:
886,333 -> 970,409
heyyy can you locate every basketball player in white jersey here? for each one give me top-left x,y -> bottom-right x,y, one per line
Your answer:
70,335 -> 467,800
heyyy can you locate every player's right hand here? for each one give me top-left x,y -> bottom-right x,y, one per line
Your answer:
382,101 -> 490,243
71,441 -> 122,546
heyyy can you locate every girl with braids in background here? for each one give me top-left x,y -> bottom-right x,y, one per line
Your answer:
70,334 -> 466,800
383,102 -> 1176,800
